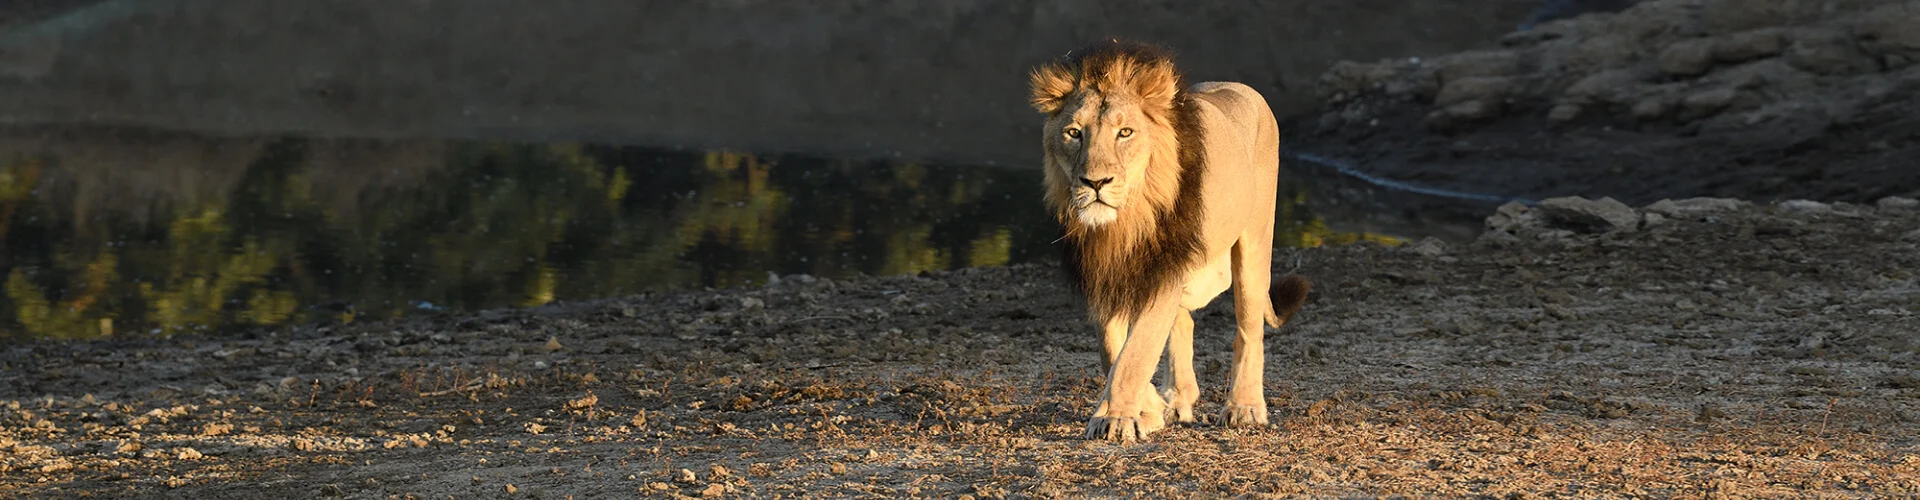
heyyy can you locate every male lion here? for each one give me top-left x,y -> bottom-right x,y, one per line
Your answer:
1028,40 -> 1312,441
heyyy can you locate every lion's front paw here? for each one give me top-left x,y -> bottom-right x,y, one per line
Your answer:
1085,415 -> 1163,442
1219,404 -> 1269,427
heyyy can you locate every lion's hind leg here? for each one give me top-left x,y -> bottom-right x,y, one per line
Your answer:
1222,231 -> 1276,427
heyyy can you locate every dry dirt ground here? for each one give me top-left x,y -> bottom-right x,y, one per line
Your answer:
3,196 -> 1918,498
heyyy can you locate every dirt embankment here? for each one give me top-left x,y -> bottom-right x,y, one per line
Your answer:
4,196 -> 1917,498
1297,0 -> 1920,205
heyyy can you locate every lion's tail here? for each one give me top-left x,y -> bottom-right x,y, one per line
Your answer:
1264,274 -> 1312,329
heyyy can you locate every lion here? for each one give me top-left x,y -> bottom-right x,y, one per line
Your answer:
1027,40 -> 1312,441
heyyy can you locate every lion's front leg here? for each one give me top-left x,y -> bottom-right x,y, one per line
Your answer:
1163,310 -> 1200,424
1086,296 -> 1180,442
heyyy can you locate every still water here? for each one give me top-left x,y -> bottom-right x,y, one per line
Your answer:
0,126 -> 1423,341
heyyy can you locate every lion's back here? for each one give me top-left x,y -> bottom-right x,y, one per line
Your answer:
1187,81 -> 1280,174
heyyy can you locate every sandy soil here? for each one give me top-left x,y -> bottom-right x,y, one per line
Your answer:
4,196 -> 1917,498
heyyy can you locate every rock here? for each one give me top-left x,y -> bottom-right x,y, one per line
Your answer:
1407,237 -> 1448,258
1658,39 -> 1717,76
1681,88 -> 1738,118
1700,0 -> 1794,35
1642,212 -> 1668,227
1564,68 -> 1651,105
1713,29 -> 1788,63
1549,103 -> 1584,122
1645,197 -> 1749,217
1434,76 -> 1512,107
676,468 -> 699,483
1433,50 -> 1521,82
739,297 -> 764,310
1517,0 -> 1641,31
1778,199 -> 1833,213
1318,61 -> 1397,102
1485,201 -> 1541,233
1537,197 -> 1640,233
1786,30 -> 1879,75
1877,196 -> 1919,209
1425,100 -> 1498,130
1631,96 -> 1672,120
1857,3 -> 1920,68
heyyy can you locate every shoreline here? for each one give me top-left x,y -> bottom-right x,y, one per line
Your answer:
5,195 -> 1916,497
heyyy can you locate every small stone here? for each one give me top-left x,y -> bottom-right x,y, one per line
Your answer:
1484,201 -> 1539,233
1317,61 -> 1398,102
1778,199 -> 1832,213
1631,97 -> 1671,120
1876,196 -> 1919,210
1700,0 -> 1792,34
1548,103 -> 1582,122
1857,3 -> 1920,68
1433,50 -> 1520,82
739,297 -> 764,310
1712,29 -> 1786,63
676,468 -> 698,483
709,465 -> 730,480
504,484 -> 517,494
1786,30 -> 1878,75
1425,100 -> 1496,130
1657,40 -> 1715,76
1644,198 -> 1748,217
175,447 -> 203,460
1681,88 -> 1738,117
702,484 -> 726,498
1642,212 -> 1667,227
1434,76 -> 1512,107
1536,197 -> 1639,233
318,484 -> 345,497
1407,237 -> 1447,258
544,336 -> 563,353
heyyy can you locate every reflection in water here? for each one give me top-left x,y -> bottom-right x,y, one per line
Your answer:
0,127 -> 1406,341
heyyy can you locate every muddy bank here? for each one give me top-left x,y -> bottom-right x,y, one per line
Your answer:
0,0 -> 1539,165
1296,0 -> 1920,205
4,196 -> 1917,497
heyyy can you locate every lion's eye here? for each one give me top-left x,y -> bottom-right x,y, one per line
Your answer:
1064,128 -> 1082,139
1117,128 -> 1134,138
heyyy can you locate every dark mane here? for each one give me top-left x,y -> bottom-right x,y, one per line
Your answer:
1052,40 -> 1209,322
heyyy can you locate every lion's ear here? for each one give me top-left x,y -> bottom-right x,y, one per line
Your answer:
1029,63 -> 1076,114
1129,60 -> 1180,110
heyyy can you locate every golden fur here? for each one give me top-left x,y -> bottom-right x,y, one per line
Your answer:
1028,40 -> 1312,441
1029,42 -> 1207,324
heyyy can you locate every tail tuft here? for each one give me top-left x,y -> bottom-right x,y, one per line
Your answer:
1264,274 -> 1312,328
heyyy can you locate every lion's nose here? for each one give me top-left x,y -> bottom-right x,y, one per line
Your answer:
1079,176 -> 1114,191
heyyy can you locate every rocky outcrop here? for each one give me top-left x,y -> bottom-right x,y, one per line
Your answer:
1316,0 -> 1920,134
1481,195 -> 1915,244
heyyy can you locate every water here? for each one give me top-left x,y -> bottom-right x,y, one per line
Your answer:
0,126 -> 1473,341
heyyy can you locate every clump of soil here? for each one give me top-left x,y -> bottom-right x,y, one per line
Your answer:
3,196 -> 1918,497
1295,0 -> 1920,205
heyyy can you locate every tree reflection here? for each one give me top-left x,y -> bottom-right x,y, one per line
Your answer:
0,131 -> 1401,340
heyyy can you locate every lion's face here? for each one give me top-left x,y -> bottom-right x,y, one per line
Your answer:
1029,50 -> 1182,231
1044,93 -> 1160,228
